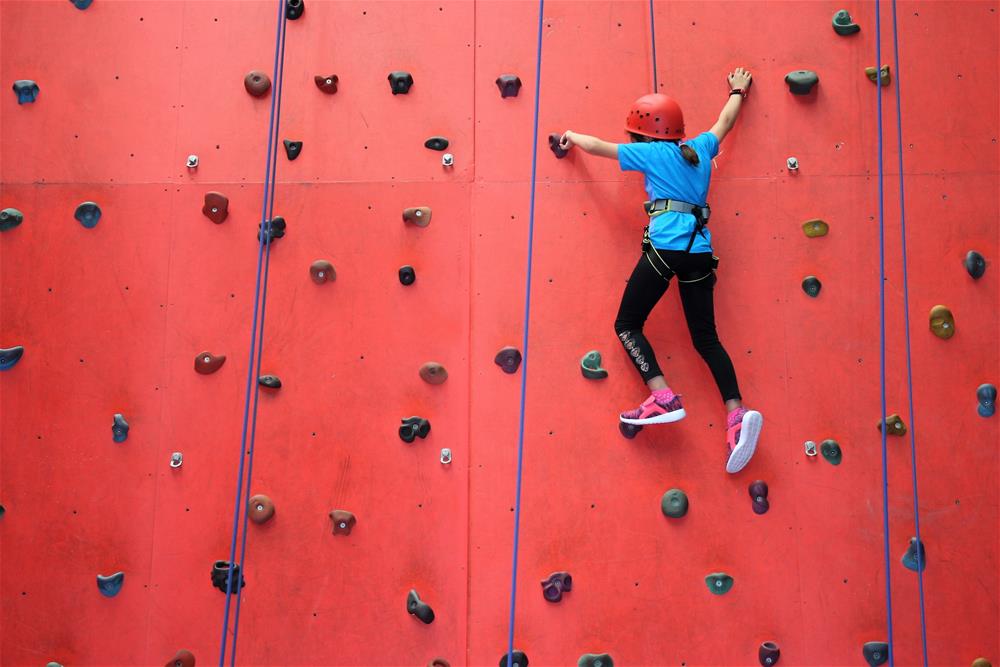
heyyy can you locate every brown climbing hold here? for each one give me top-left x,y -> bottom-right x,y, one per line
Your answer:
194,351 -> 226,374
802,219 -> 829,238
248,494 -> 275,524
879,413 -> 907,436
865,65 -> 891,86
330,510 -> 356,535
928,305 -> 955,339
429,660 -> 451,667
202,192 -> 229,224
420,362 -> 448,385
314,74 -> 339,93
403,207 -> 432,228
309,260 -> 336,284
166,650 -> 195,667
244,70 -> 271,97
971,659 -> 992,667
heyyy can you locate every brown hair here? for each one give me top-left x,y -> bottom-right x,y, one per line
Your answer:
628,132 -> 700,166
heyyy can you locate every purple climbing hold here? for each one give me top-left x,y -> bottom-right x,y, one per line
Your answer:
540,571 -> 572,602
494,347 -> 522,374
13,80 -> 39,104
748,480 -> 769,515
495,75 -> 522,98
549,133 -> 568,159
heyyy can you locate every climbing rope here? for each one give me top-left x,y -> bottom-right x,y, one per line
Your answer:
217,1 -> 287,665
506,1 -> 545,665
648,0 -> 658,91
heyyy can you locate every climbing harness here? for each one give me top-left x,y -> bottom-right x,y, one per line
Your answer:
641,198 -> 717,282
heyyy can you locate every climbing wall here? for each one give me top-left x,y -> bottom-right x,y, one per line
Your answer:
1,1 -> 997,666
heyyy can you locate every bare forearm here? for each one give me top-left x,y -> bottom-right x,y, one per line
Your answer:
718,94 -> 743,128
562,131 -> 618,159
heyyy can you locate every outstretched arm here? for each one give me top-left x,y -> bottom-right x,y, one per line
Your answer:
558,131 -> 619,159
709,67 -> 752,144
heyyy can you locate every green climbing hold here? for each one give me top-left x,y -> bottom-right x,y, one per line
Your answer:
580,350 -> 608,379
577,654 -> 614,667
784,70 -> 819,95
865,65 -> 891,86
832,9 -> 860,35
660,489 -> 688,518
879,413 -> 907,436
705,572 -> 733,595
801,276 -> 822,298
0,207 -> 23,232
820,439 -> 842,465
801,219 -> 828,238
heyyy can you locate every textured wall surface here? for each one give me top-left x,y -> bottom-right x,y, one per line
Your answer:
1,1 -> 997,665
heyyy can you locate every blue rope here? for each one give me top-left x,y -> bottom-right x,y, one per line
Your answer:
874,2 -> 896,664
889,0 -> 929,662
506,0 -> 544,664
217,0 -> 286,664
648,0 -> 658,91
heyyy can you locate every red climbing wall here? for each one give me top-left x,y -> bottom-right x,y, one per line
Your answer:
1,1 -> 997,666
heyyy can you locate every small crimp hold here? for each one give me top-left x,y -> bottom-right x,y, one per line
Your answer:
97,571 -> 125,597
786,157 -> 799,172
578,654 -> 613,667
660,488 -> 689,518
12,80 -> 39,104
442,153 -> 454,167
748,480 -> 769,515
878,413 -> 907,436
619,423 -> 643,439
580,350 -> 608,379
112,414 -> 129,443
862,641 -> 889,667
285,0 -> 304,20
965,250 -> 986,279
314,74 -> 339,93
403,207 -> 432,228
977,383 -> 997,418
399,416 -> 431,443
329,509 -> 356,535
900,536 -> 926,572
258,375 -> 282,389
258,216 -> 286,243
283,139 -> 303,161
388,71 -> 414,95
211,560 -> 245,594
0,346 -> 24,371
419,362 -> 448,385
928,304 -> 955,339
424,136 -> 449,151
804,440 -> 818,457
406,589 -> 435,624
496,74 -> 522,98
548,133 -> 568,159
802,219 -> 828,238
494,347 -> 522,374
784,70 -> 819,95
165,649 -> 195,667
309,260 -> 336,284
71,0 -> 94,9
705,572 -> 734,595
75,201 -> 102,229
820,439 -> 842,465
202,192 -> 229,224
540,571 -> 572,602
429,660 -> 450,667
399,265 -> 416,285
801,275 -> 821,298
499,651 -> 529,667
194,351 -> 226,374
759,641 -> 781,666
186,155 -> 199,169
170,452 -> 183,468
440,448 -> 452,465
244,70 -> 272,97
832,9 -> 860,35
248,494 -> 275,524
0,208 -> 24,232
865,65 -> 891,86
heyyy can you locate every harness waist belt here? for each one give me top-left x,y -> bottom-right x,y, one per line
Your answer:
643,198 -> 711,222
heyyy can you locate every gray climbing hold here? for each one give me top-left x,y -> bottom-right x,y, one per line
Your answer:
406,589 -> 435,623
0,346 -> 24,370
258,375 -> 282,389
820,439 -> 842,465
285,0 -> 304,20
499,651 -> 529,667
901,536 -> 926,572
580,350 -> 608,379
549,133 -> 568,159
399,265 -> 416,285
70,0 -> 94,9
978,384 -> 996,417
0,208 -> 23,232
12,80 -> 39,104
112,414 -> 129,443
496,75 -> 522,98
862,641 -> 890,667
211,560 -> 245,594
75,201 -> 101,228
424,136 -> 449,151
965,251 -> 986,279
578,654 -> 613,667
784,70 -> 819,95
388,71 -> 413,95
97,571 -> 125,597
705,572 -> 734,595
832,9 -> 860,35
399,416 -> 431,443
283,139 -> 303,160
801,275 -> 821,297
661,488 -> 688,518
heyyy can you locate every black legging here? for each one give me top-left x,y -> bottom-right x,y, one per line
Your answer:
614,250 -> 742,402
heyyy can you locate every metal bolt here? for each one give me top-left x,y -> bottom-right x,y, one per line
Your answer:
440,448 -> 452,464
787,156 -> 799,171
318,271 -> 324,278
339,522 -> 347,529
442,153 -> 454,167
414,210 -> 422,217
187,154 -> 199,168
170,452 -> 183,468
804,440 -> 817,456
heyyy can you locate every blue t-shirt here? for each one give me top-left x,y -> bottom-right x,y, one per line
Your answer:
618,131 -> 719,252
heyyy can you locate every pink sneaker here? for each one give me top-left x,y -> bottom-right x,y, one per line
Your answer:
726,407 -> 763,473
620,391 -> 686,426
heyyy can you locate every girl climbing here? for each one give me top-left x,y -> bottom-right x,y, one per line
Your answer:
558,67 -> 762,473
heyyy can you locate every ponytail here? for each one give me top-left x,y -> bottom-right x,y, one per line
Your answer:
679,143 -> 700,166
629,132 -> 700,167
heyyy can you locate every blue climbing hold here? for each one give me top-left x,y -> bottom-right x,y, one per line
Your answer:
112,414 -> 129,443
0,346 -> 24,370
901,536 -> 926,572
70,0 -> 94,8
12,80 -> 39,104
97,571 -> 125,597
977,384 -> 996,417
74,201 -> 101,228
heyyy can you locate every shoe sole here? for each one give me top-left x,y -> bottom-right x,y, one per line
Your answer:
726,410 -> 762,473
620,408 -> 687,426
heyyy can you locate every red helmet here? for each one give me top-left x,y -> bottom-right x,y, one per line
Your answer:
624,94 -> 684,140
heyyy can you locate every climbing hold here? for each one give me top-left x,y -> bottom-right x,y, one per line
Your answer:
801,276 -> 821,298
965,250 -> 986,279
399,265 -> 416,285
832,9 -> 860,35
929,304 -> 955,339
971,659 -> 992,667
801,219 -> 828,238
865,65 -> 891,86
419,362 -> 448,385
440,448 -> 452,465
0,346 -> 24,370
901,536 -> 926,572
549,133 -> 568,159
399,416 -> 431,443
314,74 -> 339,93
74,201 -> 102,229
424,136 -> 449,151
619,423 -> 643,439
580,350 -> 608,379
283,139 -> 303,161
202,192 -> 229,224
820,439 -> 842,465
403,206 -> 432,227
165,649 -> 195,667
329,510 -> 356,535
784,70 -> 819,95
258,375 -> 282,389
804,440 -> 818,457
862,641 -> 889,667
170,452 -> 183,468
0,208 -> 24,232
258,216 -> 286,243
496,75 -> 522,98
878,413 -> 907,436
499,651 -> 529,667
112,414 -> 129,443
786,157 -> 800,172
406,589 -> 435,624
248,494 -> 275,524
494,347 -> 522,374
540,571 -> 572,602
46,663 -> 63,667
705,572 -> 734,595
748,480 -> 769,515
442,153 -> 455,167
97,571 -> 125,597
211,560 -> 245,594
758,641 -> 781,666
977,384 -> 996,417
285,0 -> 304,20
578,654 -> 613,667
186,154 -> 199,169
244,71 -> 271,97
194,351 -> 226,374
12,80 -> 39,104
70,0 -> 94,9
428,659 -> 450,667
660,488 -> 689,518
0,506 -> 4,518
388,71 -> 414,95
309,260 -> 336,284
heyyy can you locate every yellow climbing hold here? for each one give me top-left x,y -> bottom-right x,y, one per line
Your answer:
971,659 -> 991,667
865,65 -> 891,86
929,304 -> 955,339
802,219 -> 829,238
